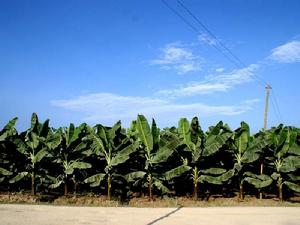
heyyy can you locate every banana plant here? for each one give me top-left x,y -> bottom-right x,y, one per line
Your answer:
177,118 -> 234,199
127,120 -> 138,141
9,113 -> 52,195
230,122 -> 269,200
49,123 -> 91,195
190,117 -> 205,144
84,121 -> 138,200
0,118 -> 18,184
267,125 -> 300,201
240,130 -> 272,200
125,115 -> 185,200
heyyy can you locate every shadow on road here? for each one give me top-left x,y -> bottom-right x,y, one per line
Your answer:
146,205 -> 183,225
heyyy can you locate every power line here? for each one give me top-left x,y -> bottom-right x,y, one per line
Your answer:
270,90 -> 283,123
269,94 -> 281,124
271,89 -> 283,122
161,0 -> 284,125
160,0 -> 247,72
176,0 -> 246,67
162,0 -> 267,87
175,0 -> 268,87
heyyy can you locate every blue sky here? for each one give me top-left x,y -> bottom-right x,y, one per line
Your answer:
1,0 -> 300,132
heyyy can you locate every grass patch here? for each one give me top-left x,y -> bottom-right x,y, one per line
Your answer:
1,192 -> 300,207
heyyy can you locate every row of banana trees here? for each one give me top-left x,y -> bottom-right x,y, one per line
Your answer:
0,113 -> 300,201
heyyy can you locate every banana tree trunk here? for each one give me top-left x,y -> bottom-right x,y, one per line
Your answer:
279,186 -> 283,201
31,171 -> 36,195
193,183 -> 198,200
74,182 -> 78,196
148,174 -> 153,201
64,183 -> 68,196
239,180 -> 244,200
64,174 -> 69,196
107,175 -> 112,200
278,177 -> 283,201
259,163 -> 263,199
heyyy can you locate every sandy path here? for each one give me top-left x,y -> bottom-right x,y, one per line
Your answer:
0,204 -> 299,225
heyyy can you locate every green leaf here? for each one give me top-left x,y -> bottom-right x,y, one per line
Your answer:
30,113 -> 38,131
271,172 -> 280,180
14,138 -> 27,154
0,117 -> 18,141
191,141 -> 201,163
153,177 -> 170,194
203,133 -> 231,157
46,132 -> 61,150
165,165 -> 191,180
9,172 -> 29,183
178,118 -> 191,145
244,177 -> 272,189
276,128 -> 296,157
3,117 -> 18,131
280,129 -> 296,156
127,120 -> 137,138
199,175 -> 222,185
284,181 -> 300,193
207,121 -> 222,135
152,138 -> 180,163
0,167 -> 12,176
0,134 -> 5,142
108,121 -> 121,140
137,115 -> 153,155
97,125 -> 109,146
125,171 -> 146,182
33,148 -> 48,163
86,125 -> 107,157
199,168 -> 234,185
39,119 -> 50,137
110,142 -> 138,166
280,156 -> 300,173
65,168 -> 74,175
73,142 -> 87,152
82,149 -> 93,156
234,163 -> 242,172
190,117 -> 203,144
200,168 -> 227,175
84,173 -> 106,187
151,119 -> 160,147
49,180 -> 63,189
241,151 -> 260,164
244,173 -> 273,189
289,143 -> 300,155
70,161 -> 91,170
288,174 -> 300,181
27,132 -> 39,150
66,123 -> 75,147
235,122 -> 250,153
219,169 -> 235,182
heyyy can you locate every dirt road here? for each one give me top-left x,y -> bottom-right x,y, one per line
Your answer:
0,204 -> 299,225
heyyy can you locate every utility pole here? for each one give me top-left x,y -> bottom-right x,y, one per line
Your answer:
263,84 -> 272,131
260,84 -> 272,199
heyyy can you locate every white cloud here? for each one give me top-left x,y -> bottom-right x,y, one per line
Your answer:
51,93 -> 257,126
269,40 -> 300,63
242,98 -> 260,105
211,64 -> 258,85
150,43 -> 202,74
157,64 -> 259,97
158,83 -> 229,96
198,34 -> 217,45
51,93 -> 166,120
215,67 -> 225,72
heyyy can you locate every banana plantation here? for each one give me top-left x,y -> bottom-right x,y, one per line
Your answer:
1,113 -> 300,202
